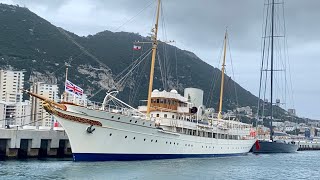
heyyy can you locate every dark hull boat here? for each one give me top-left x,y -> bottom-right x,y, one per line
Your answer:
254,0 -> 299,154
252,140 -> 299,153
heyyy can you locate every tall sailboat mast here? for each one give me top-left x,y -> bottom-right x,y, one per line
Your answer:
270,0 -> 275,141
146,0 -> 161,119
218,31 -> 228,119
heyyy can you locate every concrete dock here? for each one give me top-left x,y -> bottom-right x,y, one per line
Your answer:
298,140 -> 320,151
0,128 -> 71,159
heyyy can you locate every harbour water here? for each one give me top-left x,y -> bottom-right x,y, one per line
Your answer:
0,151 -> 319,180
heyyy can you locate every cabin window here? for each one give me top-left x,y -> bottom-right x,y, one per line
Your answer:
172,115 -> 174,119
156,99 -> 160,103
151,114 -> 153,117
164,114 -> 167,118
160,99 -> 164,103
156,114 -> 159,117
163,99 -> 167,104
168,100 -> 171,105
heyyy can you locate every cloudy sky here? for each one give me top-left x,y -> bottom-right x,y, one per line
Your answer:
1,0 -> 319,119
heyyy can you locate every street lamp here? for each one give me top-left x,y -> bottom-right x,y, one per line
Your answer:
5,113 -> 13,129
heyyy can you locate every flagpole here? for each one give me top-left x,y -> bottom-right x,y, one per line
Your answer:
63,66 -> 68,102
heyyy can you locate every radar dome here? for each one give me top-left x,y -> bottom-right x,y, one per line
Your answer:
153,89 -> 159,92
170,89 -> 178,93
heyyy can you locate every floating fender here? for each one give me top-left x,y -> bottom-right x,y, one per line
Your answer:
86,125 -> 95,134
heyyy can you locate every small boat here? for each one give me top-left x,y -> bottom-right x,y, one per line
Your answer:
253,0 -> 298,153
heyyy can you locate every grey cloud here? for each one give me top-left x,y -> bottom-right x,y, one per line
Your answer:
1,0 -> 320,119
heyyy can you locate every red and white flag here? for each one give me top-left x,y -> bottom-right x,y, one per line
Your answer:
133,45 -> 142,50
65,80 -> 83,97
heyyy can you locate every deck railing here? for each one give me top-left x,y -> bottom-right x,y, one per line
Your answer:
85,101 -> 146,118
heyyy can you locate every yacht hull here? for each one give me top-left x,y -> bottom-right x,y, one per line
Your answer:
252,140 -> 299,153
52,105 -> 256,161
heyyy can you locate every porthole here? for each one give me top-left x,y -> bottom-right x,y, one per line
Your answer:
143,122 -> 145,125
118,117 -> 120,120
174,142 -> 175,145
130,120 -> 132,122
177,143 -> 179,145
166,141 -> 168,144
133,137 -> 136,140
151,140 -> 153,142
109,133 -> 112,136
135,121 -> 137,123
202,146 -> 204,148
170,142 -> 172,144
125,136 -> 127,138
144,138 -> 146,141
155,140 -> 158,143
111,116 -> 114,118
150,124 -> 152,126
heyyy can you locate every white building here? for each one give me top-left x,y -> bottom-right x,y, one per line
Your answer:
272,121 -> 284,127
0,70 -> 24,103
285,126 -> 296,132
288,109 -> 296,116
30,82 -> 59,127
0,70 -> 32,128
0,101 -> 31,128
235,106 -> 253,116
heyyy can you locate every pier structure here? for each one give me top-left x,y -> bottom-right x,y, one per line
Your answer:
297,140 -> 320,151
0,128 -> 71,159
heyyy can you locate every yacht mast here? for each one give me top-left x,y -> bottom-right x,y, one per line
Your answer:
270,0 -> 275,141
146,0 -> 161,119
218,30 -> 228,119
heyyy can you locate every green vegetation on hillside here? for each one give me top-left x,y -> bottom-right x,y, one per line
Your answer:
0,4 -> 266,117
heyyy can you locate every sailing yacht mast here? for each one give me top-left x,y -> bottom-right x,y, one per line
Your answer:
218,30 -> 228,119
146,0 -> 161,119
270,0 -> 275,141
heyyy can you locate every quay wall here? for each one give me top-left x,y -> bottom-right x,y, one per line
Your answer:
0,128 -> 72,159
298,141 -> 320,151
